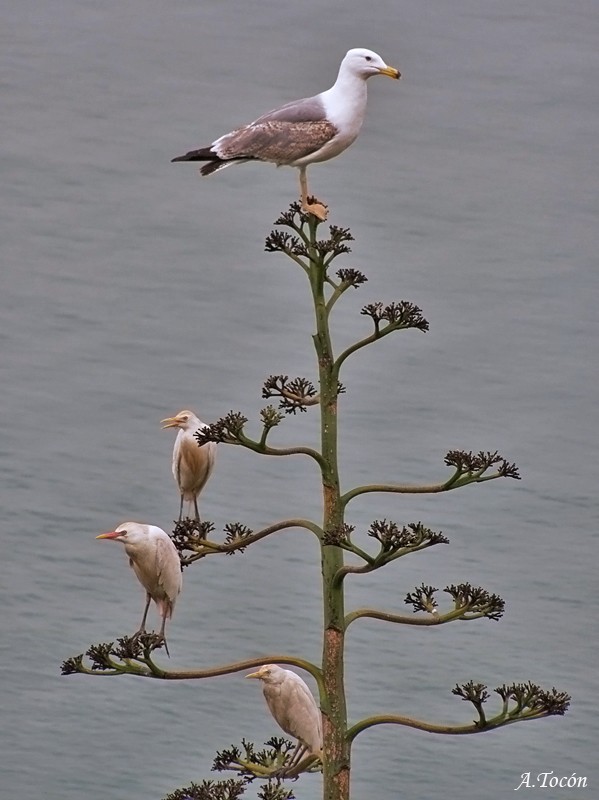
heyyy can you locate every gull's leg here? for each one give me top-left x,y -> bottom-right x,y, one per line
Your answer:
299,167 -> 328,221
134,593 -> 152,637
193,495 -> 201,522
178,494 -> 184,521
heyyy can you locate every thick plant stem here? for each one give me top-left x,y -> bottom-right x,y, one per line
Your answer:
307,218 -> 350,800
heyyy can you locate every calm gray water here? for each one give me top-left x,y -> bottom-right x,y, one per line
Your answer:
2,1 -> 597,798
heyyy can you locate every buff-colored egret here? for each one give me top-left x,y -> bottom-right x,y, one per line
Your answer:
96,522 -> 182,654
246,664 -> 322,769
161,409 -> 217,521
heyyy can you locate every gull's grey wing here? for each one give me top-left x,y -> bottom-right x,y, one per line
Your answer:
252,95 -> 328,125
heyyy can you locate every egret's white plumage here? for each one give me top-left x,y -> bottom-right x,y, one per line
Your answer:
96,522 -> 182,652
161,409 -> 217,521
172,48 -> 400,219
246,664 -> 322,768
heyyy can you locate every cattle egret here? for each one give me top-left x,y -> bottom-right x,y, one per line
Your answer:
246,664 -> 322,770
96,522 -> 182,654
161,409 -> 217,521
171,48 -> 400,220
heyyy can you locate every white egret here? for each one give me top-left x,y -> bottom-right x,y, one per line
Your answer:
246,664 -> 322,769
96,522 -> 182,654
172,48 -> 400,220
161,409 -> 217,521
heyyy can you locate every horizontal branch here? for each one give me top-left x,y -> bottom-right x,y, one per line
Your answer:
347,681 -> 569,743
344,582 -> 505,626
345,608 -> 444,628
341,479 -> 458,506
344,608 -> 497,630
341,453 -> 519,508
195,411 -> 326,469
180,518 -> 323,564
63,642 -> 324,695
347,714 -> 494,741
237,433 -> 326,467
152,654 -> 323,687
347,708 -> 557,742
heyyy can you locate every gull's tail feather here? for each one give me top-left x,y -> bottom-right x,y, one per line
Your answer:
171,147 -> 251,175
171,146 -> 216,162
171,146 -> 224,176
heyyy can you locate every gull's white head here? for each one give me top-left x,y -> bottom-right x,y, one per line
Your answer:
96,521 -> 150,546
161,409 -> 201,432
342,48 -> 401,80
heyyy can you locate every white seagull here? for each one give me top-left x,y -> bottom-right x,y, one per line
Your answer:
161,409 -> 217,522
96,522 -> 182,654
172,48 -> 400,220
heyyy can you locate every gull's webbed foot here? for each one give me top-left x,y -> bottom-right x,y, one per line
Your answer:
301,199 -> 329,221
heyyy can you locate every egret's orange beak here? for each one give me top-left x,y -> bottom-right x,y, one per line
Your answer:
161,416 -> 180,429
96,531 -> 122,540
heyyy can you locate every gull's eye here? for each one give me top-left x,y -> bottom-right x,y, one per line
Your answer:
365,56 -> 372,62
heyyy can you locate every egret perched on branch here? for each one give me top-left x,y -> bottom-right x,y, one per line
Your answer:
96,522 -> 182,654
171,48 -> 400,220
246,664 -> 322,770
161,409 -> 217,521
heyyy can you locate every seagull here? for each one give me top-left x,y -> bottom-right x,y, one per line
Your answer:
246,664 -> 322,772
172,48 -> 400,220
161,409 -> 217,521
96,522 -> 182,655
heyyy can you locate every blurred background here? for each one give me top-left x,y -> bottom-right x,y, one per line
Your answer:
2,1 -> 597,798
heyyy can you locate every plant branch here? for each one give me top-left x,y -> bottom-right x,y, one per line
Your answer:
345,608 -> 443,628
334,301 -> 428,372
347,682 -> 570,743
236,431 -> 325,465
335,329 -> 391,371
195,411 -> 326,468
329,522 -> 449,584
174,518 -> 323,565
325,269 -> 368,313
63,643 -> 324,693
341,450 -> 520,507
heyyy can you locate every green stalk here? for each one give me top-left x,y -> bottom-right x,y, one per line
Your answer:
306,217 -> 350,800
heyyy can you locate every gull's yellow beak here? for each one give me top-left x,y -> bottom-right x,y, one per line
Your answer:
161,416 -> 180,429
245,670 -> 263,679
378,65 -> 401,80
